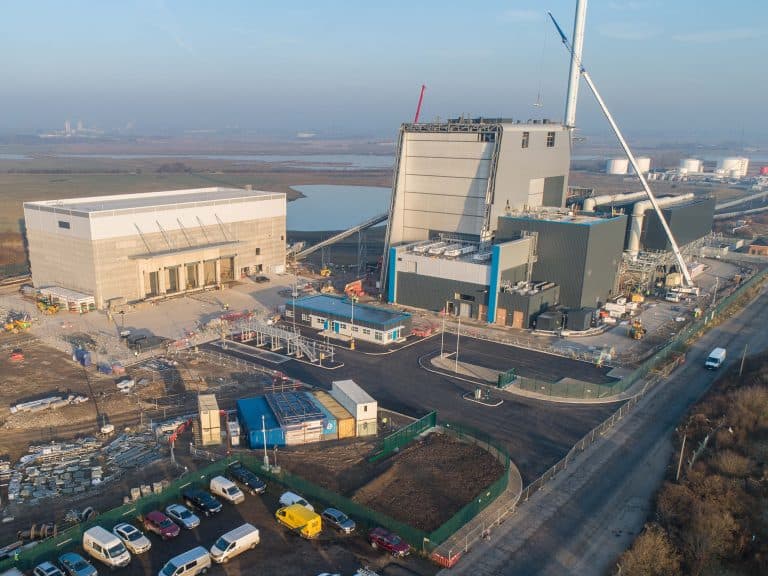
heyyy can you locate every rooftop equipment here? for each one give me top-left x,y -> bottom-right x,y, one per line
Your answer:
443,245 -> 477,258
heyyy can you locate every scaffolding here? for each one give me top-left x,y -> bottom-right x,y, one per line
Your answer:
232,316 -> 335,364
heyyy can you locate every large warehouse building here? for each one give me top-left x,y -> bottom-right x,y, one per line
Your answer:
24,187 -> 286,309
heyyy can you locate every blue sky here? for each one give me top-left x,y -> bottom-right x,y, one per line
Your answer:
1,0 -> 765,143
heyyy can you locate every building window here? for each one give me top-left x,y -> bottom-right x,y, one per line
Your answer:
58,220 -> 70,229
375,332 -> 383,341
255,247 -> 261,255
362,328 -> 371,335
301,313 -> 310,322
521,131 -> 529,149
285,309 -> 293,318
352,326 -> 359,332
546,131 -> 555,147
340,323 -> 347,329
363,405 -> 368,413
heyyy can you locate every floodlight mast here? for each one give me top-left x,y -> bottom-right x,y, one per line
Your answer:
549,11 -> 693,287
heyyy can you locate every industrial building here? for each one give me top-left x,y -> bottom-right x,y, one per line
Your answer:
383,118 -> 570,252
388,232 -> 559,326
23,187 -> 286,309
495,212 -> 627,309
289,294 -> 412,344
588,194 -> 716,254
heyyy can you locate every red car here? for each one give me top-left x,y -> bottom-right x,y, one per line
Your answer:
142,510 -> 180,540
368,527 -> 410,557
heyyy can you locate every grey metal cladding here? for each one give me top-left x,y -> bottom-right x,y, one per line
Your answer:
496,215 -> 626,308
642,197 -> 715,251
582,216 -> 627,307
396,272 -> 488,314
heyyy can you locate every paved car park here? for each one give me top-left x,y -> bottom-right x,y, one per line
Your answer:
212,334 -> 620,483
29,481 -> 434,576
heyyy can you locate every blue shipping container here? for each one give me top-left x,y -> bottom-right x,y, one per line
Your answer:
305,392 -> 337,436
236,396 -> 285,449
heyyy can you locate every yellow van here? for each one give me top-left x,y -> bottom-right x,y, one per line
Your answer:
275,503 -> 322,539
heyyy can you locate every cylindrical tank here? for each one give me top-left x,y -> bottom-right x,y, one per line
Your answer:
717,157 -> 749,178
606,158 -> 629,175
679,158 -> 702,174
628,156 -> 651,175
760,166 -> 768,176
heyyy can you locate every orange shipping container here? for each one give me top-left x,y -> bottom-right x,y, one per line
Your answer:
313,391 -> 355,439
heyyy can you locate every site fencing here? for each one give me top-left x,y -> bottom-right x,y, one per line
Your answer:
426,422 -> 509,547
512,266 -> 768,400
368,410 -> 437,462
1,458 -> 230,573
429,266 -> 768,567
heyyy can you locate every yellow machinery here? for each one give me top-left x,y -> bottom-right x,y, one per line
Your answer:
319,268 -> 331,277
629,318 -> 646,340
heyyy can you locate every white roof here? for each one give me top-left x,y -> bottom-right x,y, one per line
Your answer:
25,187 -> 282,214
332,380 -> 376,405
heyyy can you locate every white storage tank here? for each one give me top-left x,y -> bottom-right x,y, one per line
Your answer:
679,158 -> 702,174
628,157 -> 651,175
717,157 -> 749,178
606,158 -> 629,175
331,379 -> 378,437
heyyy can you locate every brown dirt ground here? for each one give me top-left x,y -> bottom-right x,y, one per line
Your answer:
278,432 -> 505,532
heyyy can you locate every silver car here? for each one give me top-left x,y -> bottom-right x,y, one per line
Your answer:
112,522 -> 152,554
165,503 -> 201,530
33,562 -> 65,576
321,508 -> 356,534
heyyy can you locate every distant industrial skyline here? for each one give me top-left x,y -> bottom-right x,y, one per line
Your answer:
1,1 -> 766,144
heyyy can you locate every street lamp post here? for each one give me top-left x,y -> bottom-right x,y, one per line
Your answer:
261,414 -> 269,469
440,305 -> 446,358
455,315 -> 461,373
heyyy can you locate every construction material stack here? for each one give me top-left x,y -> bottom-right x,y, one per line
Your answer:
331,380 -> 378,437
198,394 -> 221,446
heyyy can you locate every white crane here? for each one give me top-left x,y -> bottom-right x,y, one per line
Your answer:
550,4 -> 694,287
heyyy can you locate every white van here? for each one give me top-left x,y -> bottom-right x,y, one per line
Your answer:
159,546 -> 211,576
209,476 -> 245,504
278,491 -> 314,511
705,347 -> 727,369
209,523 -> 260,564
83,525 -> 131,568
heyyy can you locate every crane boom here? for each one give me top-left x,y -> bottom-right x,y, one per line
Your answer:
413,84 -> 426,123
548,11 -> 693,287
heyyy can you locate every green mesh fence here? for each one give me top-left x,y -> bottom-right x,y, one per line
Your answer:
1,459 -> 231,573
368,410 -> 437,462
427,422 -> 510,547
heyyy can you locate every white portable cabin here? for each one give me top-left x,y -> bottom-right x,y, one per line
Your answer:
330,380 -> 378,437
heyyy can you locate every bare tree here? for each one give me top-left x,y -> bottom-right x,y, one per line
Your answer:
618,523 -> 681,576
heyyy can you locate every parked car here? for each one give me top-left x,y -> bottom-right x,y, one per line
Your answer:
58,552 -> 98,576
142,510 -> 180,540
166,504 -> 201,530
253,276 -> 270,283
278,491 -> 313,511
368,527 -> 410,557
182,487 -> 223,516
226,461 -> 266,495
321,508 -> 356,534
112,522 -> 151,555
32,563 -> 64,576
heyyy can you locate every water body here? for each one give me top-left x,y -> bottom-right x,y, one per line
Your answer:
0,153 -> 31,160
58,153 -> 394,170
288,185 -> 391,231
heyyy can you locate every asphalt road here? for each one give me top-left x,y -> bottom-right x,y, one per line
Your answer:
213,334 -> 619,483
446,285 -> 768,576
